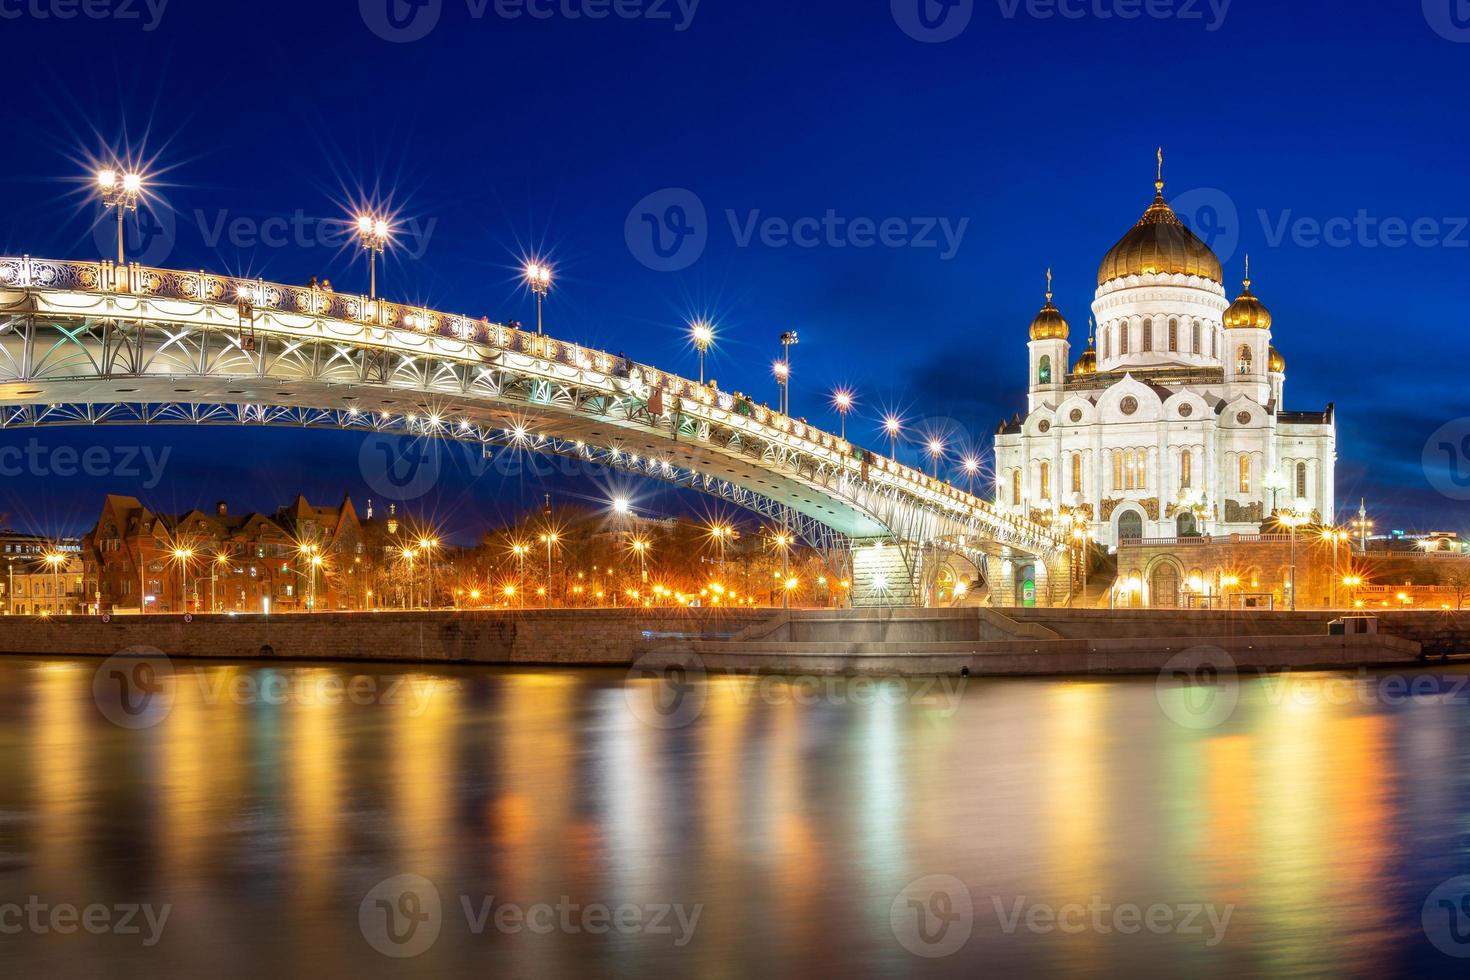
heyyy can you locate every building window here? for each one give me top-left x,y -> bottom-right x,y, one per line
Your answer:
1039,461 -> 1051,501
1120,322 -> 1130,355
1103,328 -> 1110,360
1239,455 -> 1252,493
1238,345 -> 1253,375
1181,450 -> 1192,489
1038,355 -> 1052,385
1071,454 -> 1083,494
1168,319 -> 1179,352
1112,452 -> 1123,492
1011,469 -> 1021,506
1296,461 -> 1308,499
1142,319 -> 1153,351
1212,329 -> 1218,359
1192,320 -> 1201,354
1118,450 -> 1147,492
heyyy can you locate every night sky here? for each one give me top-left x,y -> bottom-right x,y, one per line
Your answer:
2,0 -> 1467,541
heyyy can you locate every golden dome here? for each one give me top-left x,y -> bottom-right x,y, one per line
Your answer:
1269,345 -> 1286,373
1225,264 -> 1272,330
1029,268 -> 1070,341
1097,176 -> 1223,286
1072,319 -> 1098,374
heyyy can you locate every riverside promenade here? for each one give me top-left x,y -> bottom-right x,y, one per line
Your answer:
0,607 -> 1447,675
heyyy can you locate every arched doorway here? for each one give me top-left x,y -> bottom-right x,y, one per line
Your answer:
1177,511 -> 1198,538
1151,563 -> 1180,608
1118,510 -> 1144,542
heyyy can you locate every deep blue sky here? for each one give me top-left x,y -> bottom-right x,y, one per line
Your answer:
2,0 -> 1468,540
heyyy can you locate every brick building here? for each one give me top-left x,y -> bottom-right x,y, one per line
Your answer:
82,494 -> 369,614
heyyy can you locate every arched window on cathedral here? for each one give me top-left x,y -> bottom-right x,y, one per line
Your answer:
1192,320 -> 1202,354
1011,469 -> 1021,506
1124,452 -> 1136,491
1120,322 -> 1130,355
1039,461 -> 1051,501
1212,328 -> 1218,359
1296,461 -> 1308,499
1142,319 -> 1154,351
1038,355 -> 1052,385
1239,455 -> 1252,493
1168,319 -> 1179,352
1113,452 -> 1124,492
1180,449 -> 1193,489
1071,454 -> 1083,495
1238,345 -> 1253,375
1103,327 -> 1111,360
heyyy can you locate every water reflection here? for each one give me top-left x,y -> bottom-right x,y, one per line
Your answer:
0,657 -> 1466,978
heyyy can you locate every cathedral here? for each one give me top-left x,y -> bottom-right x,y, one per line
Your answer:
993,160 -> 1336,550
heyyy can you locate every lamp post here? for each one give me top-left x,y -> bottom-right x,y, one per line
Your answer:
927,438 -> 945,479
1323,529 -> 1346,607
962,455 -> 981,495
884,415 -> 902,461
211,553 -> 231,613
511,541 -> 528,595
691,321 -> 714,384
525,261 -> 553,335
310,553 -> 325,612
1352,498 -> 1373,555
355,214 -> 391,300
773,531 -> 792,609
6,556 -> 14,616
401,547 -> 417,609
540,532 -> 559,606
44,552 -> 66,616
1262,469 -> 1288,516
418,537 -> 438,611
172,547 -> 194,614
1278,500 -> 1310,611
96,168 -> 144,265
773,360 -> 790,415
831,389 -> 853,440
779,331 -> 799,413
631,538 -> 649,583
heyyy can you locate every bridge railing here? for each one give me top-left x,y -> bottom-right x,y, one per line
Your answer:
0,254 -> 1065,552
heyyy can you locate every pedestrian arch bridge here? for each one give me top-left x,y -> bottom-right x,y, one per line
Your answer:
0,256 -> 1069,606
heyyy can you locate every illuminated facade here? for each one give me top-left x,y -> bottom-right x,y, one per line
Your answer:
994,163 -> 1337,550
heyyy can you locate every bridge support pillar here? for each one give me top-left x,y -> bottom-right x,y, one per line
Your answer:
849,538 -> 919,608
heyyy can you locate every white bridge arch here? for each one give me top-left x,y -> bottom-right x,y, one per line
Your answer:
0,256 -> 1069,605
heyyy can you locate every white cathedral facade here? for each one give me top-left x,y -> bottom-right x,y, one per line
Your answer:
993,167 -> 1337,551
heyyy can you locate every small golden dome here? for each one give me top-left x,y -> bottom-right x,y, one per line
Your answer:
1029,268 -> 1070,341
1097,171 -> 1222,286
1269,346 -> 1286,373
1225,264 -> 1272,330
1072,318 -> 1098,374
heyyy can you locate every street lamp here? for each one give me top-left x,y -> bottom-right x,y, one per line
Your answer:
1278,499 -> 1311,611
171,547 -> 195,614
524,261 -> 553,335
927,437 -> 945,478
772,360 -> 790,415
831,389 -> 854,440
1262,469 -> 1289,516
1322,529 -> 1348,607
96,167 -> 144,265
630,537 -> 649,583
211,552 -> 231,613
779,331 -> 799,413
884,415 -> 903,460
540,532 -> 559,606
355,213 -> 391,300
772,531 -> 792,609
44,552 -> 67,616
691,320 -> 714,384
962,454 -> 981,495
418,537 -> 438,611
400,547 -> 418,609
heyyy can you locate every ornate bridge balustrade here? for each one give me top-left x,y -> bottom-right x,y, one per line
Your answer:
0,255 -> 1069,606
